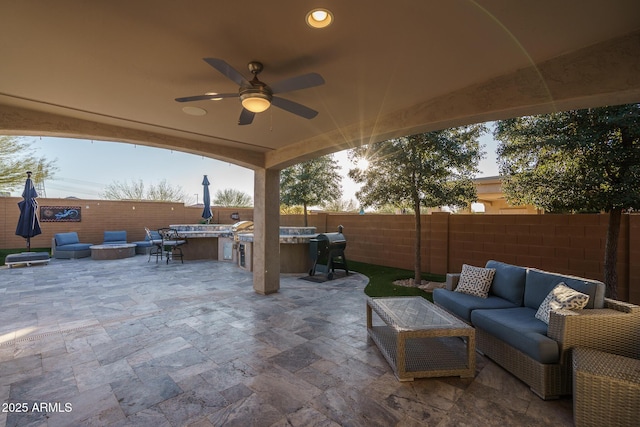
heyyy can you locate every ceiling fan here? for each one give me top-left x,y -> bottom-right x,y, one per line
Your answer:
175,58 -> 325,125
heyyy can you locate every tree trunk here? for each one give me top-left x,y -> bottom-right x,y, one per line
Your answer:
303,202 -> 308,227
414,199 -> 422,286
603,207 -> 622,299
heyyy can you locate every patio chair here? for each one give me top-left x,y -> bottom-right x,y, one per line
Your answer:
138,228 -> 162,255
145,227 -> 164,263
572,347 -> 640,427
157,228 -> 187,264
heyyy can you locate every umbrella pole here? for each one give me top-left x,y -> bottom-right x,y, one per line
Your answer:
26,237 -> 31,252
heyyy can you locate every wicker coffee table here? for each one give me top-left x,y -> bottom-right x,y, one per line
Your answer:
367,296 -> 476,381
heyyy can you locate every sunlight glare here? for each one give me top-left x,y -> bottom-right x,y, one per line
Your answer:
0,327 -> 38,344
356,159 -> 369,170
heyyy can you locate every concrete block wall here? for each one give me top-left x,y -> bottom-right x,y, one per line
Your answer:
1,197 -> 198,250
447,213 -> 632,301
0,198 -> 253,250
324,213 -> 432,273
629,214 -> 640,303
1,197 -> 637,303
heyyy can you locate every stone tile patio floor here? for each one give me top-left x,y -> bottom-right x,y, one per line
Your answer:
0,256 -> 574,426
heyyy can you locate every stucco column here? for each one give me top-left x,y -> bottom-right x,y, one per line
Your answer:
253,168 -> 281,294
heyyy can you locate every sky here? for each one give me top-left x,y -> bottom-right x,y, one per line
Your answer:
10,128 -> 500,204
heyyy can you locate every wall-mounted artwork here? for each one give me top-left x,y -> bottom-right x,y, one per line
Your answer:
40,206 -> 82,222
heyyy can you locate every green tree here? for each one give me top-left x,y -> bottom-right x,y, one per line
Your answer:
101,179 -> 187,202
280,154 -> 342,226
280,205 -> 304,215
0,136 -> 57,192
495,103 -> 640,299
349,126 -> 486,285
213,188 -> 253,207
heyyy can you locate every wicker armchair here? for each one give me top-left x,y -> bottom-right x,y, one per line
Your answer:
572,347 -> 640,427
475,298 -> 640,399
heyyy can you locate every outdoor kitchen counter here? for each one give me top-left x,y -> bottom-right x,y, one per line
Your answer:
236,234 -> 319,244
169,224 -> 234,260
236,226 -> 318,243
170,224 -> 233,237
235,227 -> 318,273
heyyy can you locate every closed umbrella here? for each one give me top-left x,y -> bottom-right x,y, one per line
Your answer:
202,175 -> 213,223
15,171 -> 42,252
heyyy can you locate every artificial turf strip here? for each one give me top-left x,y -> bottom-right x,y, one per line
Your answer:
348,260 -> 445,301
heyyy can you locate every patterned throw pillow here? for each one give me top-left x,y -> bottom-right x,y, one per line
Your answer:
454,264 -> 496,298
535,282 -> 590,324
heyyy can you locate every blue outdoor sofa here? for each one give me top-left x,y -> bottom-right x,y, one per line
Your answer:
52,232 -> 93,259
433,260 -> 640,400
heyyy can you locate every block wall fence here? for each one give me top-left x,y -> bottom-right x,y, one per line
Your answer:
2,197 -> 638,303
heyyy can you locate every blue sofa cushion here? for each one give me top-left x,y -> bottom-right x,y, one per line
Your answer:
147,231 -> 162,241
55,232 -> 80,246
486,260 -> 527,306
471,307 -> 559,364
433,288 -> 518,323
103,230 -> 127,244
134,230 -> 162,246
524,269 -> 604,310
56,243 -> 93,251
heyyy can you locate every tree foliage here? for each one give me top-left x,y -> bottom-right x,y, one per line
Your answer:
322,198 -> 358,212
494,103 -> 640,298
213,188 -> 252,207
349,126 -> 486,283
101,179 -> 187,202
280,205 -> 304,215
280,154 -> 342,226
0,136 -> 57,192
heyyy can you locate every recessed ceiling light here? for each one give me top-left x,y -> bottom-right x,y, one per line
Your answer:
306,8 -> 333,28
182,106 -> 207,116
205,92 -> 224,101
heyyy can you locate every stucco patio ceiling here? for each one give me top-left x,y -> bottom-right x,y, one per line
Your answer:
1,1 -> 639,170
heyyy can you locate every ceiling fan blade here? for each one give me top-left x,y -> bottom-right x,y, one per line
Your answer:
203,58 -> 250,87
271,97 -> 319,119
175,93 -> 237,103
269,73 -> 325,94
238,108 -> 255,125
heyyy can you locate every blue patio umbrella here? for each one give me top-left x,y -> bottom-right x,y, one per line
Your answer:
15,171 -> 42,252
202,175 -> 213,223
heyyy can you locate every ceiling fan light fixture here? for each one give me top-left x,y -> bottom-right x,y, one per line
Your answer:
306,8 -> 333,28
240,93 -> 271,113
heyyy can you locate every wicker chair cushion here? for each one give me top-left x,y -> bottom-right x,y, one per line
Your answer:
454,264 -> 496,298
486,260 -> 527,305
433,288 -> 518,322
524,268 -> 604,309
471,307 -> 560,363
535,282 -> 590,324
55,243 -> 92,251
55,232 -> 80,246
103,230 -> 127,243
